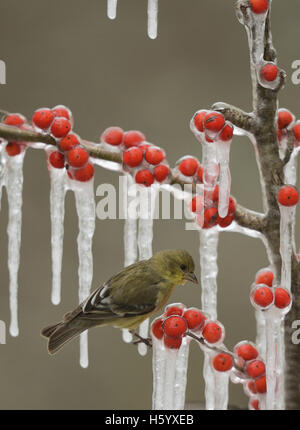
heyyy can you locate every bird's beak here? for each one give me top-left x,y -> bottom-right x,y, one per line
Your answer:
183,272 -> 198,284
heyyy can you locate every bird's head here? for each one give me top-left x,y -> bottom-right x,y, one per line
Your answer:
151,249 -> 198,285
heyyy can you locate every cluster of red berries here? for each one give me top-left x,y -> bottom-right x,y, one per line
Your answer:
189,184 -> 236,229
32,106 -> 94,182
192,110 -> 233,144
276,108 -> 300,149
2,113 -> 27,157
234,340 -> 267,410
101,127 -> 170,187
251,268 -> 292,311
151,303 -> 225,350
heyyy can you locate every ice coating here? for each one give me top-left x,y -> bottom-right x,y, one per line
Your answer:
5,149 -> 26,336
216,140 -> 231,218
122,175 -> 137,343
48,160 -> 67,305
148,0 -> 158,39
279,205 -> 295,292
214,371 -> 230,410
284,148 -> 300,186
73,179 -> 96,368
107,0 -> 118,20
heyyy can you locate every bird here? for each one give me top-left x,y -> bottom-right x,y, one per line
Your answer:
41,249 -> 198,355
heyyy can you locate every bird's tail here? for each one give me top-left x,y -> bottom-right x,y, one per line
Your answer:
41,322 -> 85,355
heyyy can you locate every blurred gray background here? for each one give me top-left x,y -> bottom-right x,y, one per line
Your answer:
0,0 -> 299,410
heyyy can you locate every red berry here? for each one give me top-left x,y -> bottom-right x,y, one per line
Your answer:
123,147 -> 143,168
164,305 -> 184,317
135,169 -> 154,187
101,127 -> 123,146
293,122 -> 300,141
217,214 -> 234,228
49,151 -> 65,169
73,162 -> 95,182
197,165 -> 204,183
260,63 -> 278,82
212,353 -> 233,372
50,117 -> 72,138
123,130 -> 145,148
235,342 -> 258,362
202,321 -> 223,344
278,185 -> 299,207
52,105 -> 71,120
154,164 -> 169,182
246,360 -> 266,378
254,375 -> 267,393
204,112 -> 225,134
247,380 -> 257,395
219,123 -> 234,141
178,157 -> 198,177
4,113 -> 25,127
67,146 -> 89,168
193,110 -> 207,133
145,146 -> 165,165
163,316 -> 187,338
190,195 -> 204,214
151,318 -> 164,340
60,133 -> 80,152
164,336 -> 182,350
278,109 -> 293,130
255,269 -> 274,287
5,142 -> 21,157
32,108 -> 54,130
249,0 -> 269,14
274,287 -> 291,309
203,207 -> 218,229
249,399 -> 260,410
183,308 -> 206,331
252,286 -> 274,308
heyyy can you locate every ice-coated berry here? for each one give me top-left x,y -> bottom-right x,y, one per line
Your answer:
247,380 -> 257,395
4,113 -> 25,126
123,130 -> 145,148
164,336 -> 182,350
49,151 -> 65,169
254,375 -> 267,393
151,318 -> 164,340
50,117 -> 72,138
135,169 -> 154,187
190,195 -> 204,214
212,353 -> 233,372
123,147 -> 143,168
228,196 -> 236,215
219,123 -> 234,141
164,304 -> 185,317
293,122 -> 300,141
145,146 -> 165,165
274,287 -> 291,309
246,360 -> 266,378
154,164 -> 169,182
67,146 -> 89,168
163,316 -> 188,338
5,142 -> 21,157
202,321 -> 223,344
60,133 -> 80,152
252,286 -> 274,308
277,185 -> 299,207
52,105 -> 71,120
193,110 -> 207,133
260,63 -> 278,82
203,207 -> 218,229
204,111 -> 225,134
249,0 -> 269,14
255,269 -> 274,287
32,108 -> 54,130
101,127 -> 123,146
178,157 -> 198,177
217,214 -> 234,228
183,308 -> 206,331
73,162 -> 95,182
278,109 -> 293,130
235,342 -> 258,362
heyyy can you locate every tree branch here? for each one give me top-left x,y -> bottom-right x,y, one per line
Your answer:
212,102 -> 256,133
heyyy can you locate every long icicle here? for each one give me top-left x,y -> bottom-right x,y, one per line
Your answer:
107,0 -> 118,20
147,0 -> 158,39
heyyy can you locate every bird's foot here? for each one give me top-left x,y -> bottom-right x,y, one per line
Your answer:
130,330 -> 152,348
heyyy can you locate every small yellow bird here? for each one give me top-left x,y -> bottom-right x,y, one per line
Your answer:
41,249 -> 197,355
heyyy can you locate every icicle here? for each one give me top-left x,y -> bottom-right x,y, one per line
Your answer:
0,143 -> 7,211
279,205 -> 295,292
107,0 -> 118,20
122,175 -> 137,343
72,179 -> 96,368
214,370 -> 230,410
147,0 -> 158,39
216,129 -> 232,218
6,149 -> 26,336
284,147 -> 300,186
48,156 -> 68,306
137,186 -> 157,356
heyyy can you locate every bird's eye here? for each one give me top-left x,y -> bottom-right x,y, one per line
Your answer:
180,264 -> 187,271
